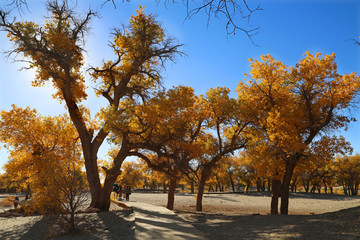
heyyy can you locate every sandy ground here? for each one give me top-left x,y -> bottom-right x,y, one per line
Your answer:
131,191 -> 360,239
0,194 -> 135,240
130,191 -> 360,215
1,192 -> 360,239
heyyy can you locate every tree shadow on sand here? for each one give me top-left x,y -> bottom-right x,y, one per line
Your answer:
223,191 -> 360,201
183,206 -> 360,239
289,192 -> 360,200
96,210 -> 135,240
133,206 -> 206,240
0,209 -> 135,240
0,214 -> 54,240
202,195 -> 240,203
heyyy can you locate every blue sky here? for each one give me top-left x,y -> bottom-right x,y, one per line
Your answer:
0,0 -> 359,172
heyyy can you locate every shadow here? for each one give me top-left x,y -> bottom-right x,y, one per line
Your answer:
182,206 -> 360,239
96,210 -> 135,240
239,192 -> 273,197
202,195 -> 240,203
22,215 -> 59,240
133,207 -> 205,240
202,191 -> 360,201
133,206 -> 176,219
0,215 -> 52,240
288,192 -> 360,201
202,192 -> 274,202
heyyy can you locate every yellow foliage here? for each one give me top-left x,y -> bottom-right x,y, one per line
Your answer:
91,6 -> 172,104
0,105 -> 86,214
5,5 -> 86,103
117,160 -> 146,189
237,52 -> 359,179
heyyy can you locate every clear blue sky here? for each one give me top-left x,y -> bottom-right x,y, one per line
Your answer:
0,0 -> 359,172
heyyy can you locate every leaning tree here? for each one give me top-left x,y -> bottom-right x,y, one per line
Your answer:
0,1 -> 182,210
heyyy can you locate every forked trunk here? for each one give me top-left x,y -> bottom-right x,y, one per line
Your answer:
167,177 -> 177,210
98,174 -> 118,210
63,91 -> 105,210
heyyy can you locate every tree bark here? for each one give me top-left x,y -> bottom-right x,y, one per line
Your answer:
280,160 -> 296,215
61,86 -> 107,210
98,173 -> 118,210
196,167 -> 210,211
271,179 -> 281,215
167,177 -> 177,210
190,181 -> 195,194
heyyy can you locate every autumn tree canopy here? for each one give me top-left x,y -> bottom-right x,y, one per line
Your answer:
190,87 -> 249,211
0,105 -> 86,217
104,85 -> 207,209
0,2 -> 182,211
237,52 -> 360,214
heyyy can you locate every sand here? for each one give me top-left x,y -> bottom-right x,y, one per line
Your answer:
1,192 -> 360,239
0,194 -> 135,240
132,191 -> 360,239
130,191 -> 360,215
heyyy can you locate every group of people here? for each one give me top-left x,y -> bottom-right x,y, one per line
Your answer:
113,183 -> 131,201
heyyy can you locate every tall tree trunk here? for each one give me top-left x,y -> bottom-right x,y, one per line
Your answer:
196,167 -> 210,211
190,181 -> 195,194
63,91 -> 106,210
271,179 -> 281,215
167,177 -> 177,210
280,160 -> 296,215
84,148 -> 103,209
